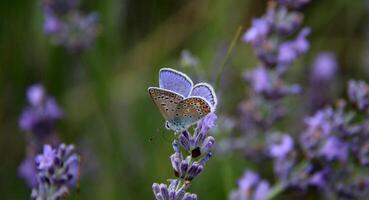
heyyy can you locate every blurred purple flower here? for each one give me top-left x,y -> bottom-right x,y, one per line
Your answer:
230,171 -> 270,200
245,67 -> 302,99
277,28 -> 310,65
269,134 -> 294,159
348,80 -> 369,111
308,52 -> 338,111
274,8 -> 303,35
19,84 -> 63,138
319,136 -> 348,162
43,11 -> 62,34
18,156 -> 38,187
248,67 -> 270,93
243,18 -> 270,46
294,28 -> 311,53
307,168 -> 329,189
311,52 -> 337,81
42,0 -> 99,52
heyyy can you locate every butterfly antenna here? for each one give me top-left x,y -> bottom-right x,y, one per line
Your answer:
215,26 -> 243,90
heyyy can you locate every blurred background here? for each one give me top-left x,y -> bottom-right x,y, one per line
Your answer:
0,0 -> 369,199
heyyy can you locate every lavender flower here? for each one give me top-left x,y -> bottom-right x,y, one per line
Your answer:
178,113 -> 217,159
243,18 -> 270,46
308,52 -> 338,111
277,28 -> 310,66
42,0 -> 99,52
230,171 -> 271,200
311,52 -> 338,81
152,180 -> 197,200
245,67 -> 302,99
319,136 -> 348,162
32,144 -> 80,200
19,84 -> 63,139
348,80 -> 369,111
268,134 -> 294,159
18,156 -> 38,187
35,145 -> 56,170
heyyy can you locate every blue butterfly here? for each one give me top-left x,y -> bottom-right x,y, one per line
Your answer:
148,68 -> 217,132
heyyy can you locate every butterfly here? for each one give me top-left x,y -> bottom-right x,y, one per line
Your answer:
148,68 -> 217,132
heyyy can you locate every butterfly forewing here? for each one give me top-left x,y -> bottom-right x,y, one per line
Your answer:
159,68 -> 193,97
148,87 -> 184,121
174,97 -> 211,127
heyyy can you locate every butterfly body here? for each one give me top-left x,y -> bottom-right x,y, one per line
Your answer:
148,68 -> 217,132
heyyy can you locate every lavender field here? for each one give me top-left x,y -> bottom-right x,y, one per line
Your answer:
1,0 -> 369,199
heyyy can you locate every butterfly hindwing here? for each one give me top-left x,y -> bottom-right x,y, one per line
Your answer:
159,68 -> 193,97
190,83 -> 217,110
171,97 -> 211,129
148,87 -> 184,121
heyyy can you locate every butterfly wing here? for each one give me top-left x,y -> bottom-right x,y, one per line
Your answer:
148,87 -> 184,121
190,83 -> 217,110
159,68 -> 193,97
169,97 -> 212,130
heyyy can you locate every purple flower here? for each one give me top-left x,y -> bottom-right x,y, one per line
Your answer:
19,84 -> 63,138
42,0 -> 99,53
294,28 -> 310,54
319,136 -> 348,162
32,144 -> 80,199
152,180 -> 197,200
18,156 -> 38,187
304,108 -> 335,135
243,18 -> 270,46
348,80 -> 369,110
269,134 -> 294,159
307,168 -> 330,189
230,171 -> 271,200
35,145 -> 56,170
197,113 -> 217,134
311,52 -> 338,81
274,8 -> 303,35
277,28 -> 310,65
43,11 -> 61,34
27,85 -> 46,106
170,152 -> 204,181
277,41 -> 298,65
247,67 -> 270,93
178,113 -> 217,157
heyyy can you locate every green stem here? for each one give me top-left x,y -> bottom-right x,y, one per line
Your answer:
266,182 -> 285,200
215,26 -> 243,89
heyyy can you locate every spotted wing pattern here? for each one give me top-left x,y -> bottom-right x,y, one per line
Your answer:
172,97 -> 211,128
190,83 -> 217,110
148,87 -> 184,121
159,68 -> 193,97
